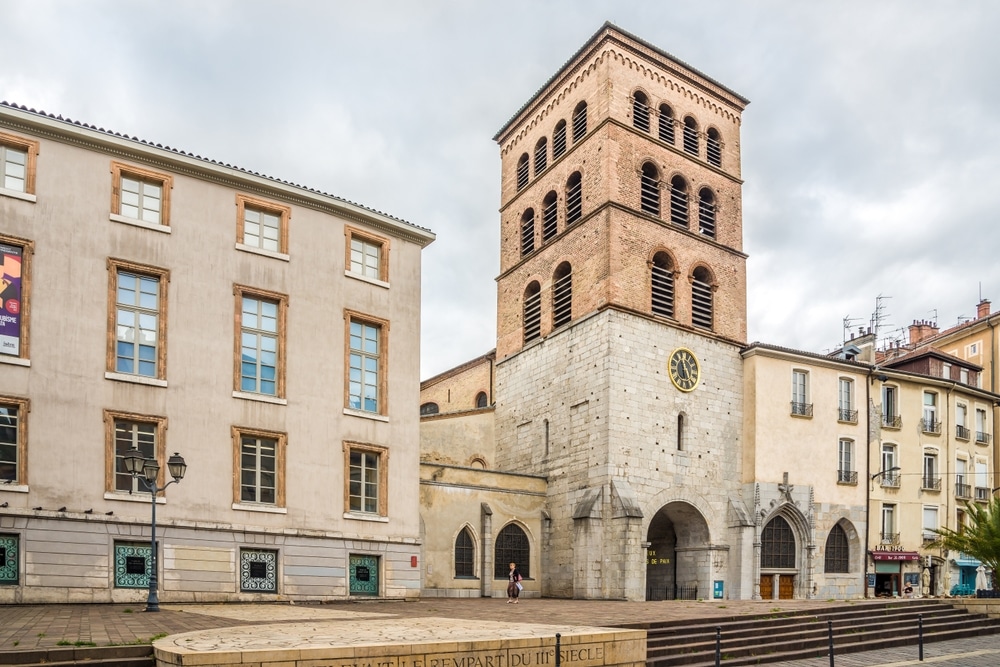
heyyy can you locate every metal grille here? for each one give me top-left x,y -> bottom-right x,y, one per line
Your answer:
651,258 -> 674,318
761,516 -> 796,569
839,408 -> 858,423
0,534 -> 18,584
921,418 -> 942,434
880,473 -> 900,488
534,138 -> 547,175
520,209 -> 535,256
640,165 -> 659,215
542,192 -> 558,241
824,524 -> 849,573
922,476 -> 942,491
349,554 -> 379,596
114,542 -> 151,588
633,96 -> 650,132
572,103 -> 587,143
0,405 -> 19,484
837,470 -> 858,484
516,154 -> 528,190
957,425 -> 971,439
454,528 -> 474,577
956,483 -> 972,499
683,121 -> 699,155
670,183 -> 688,226
707,133 -> 722,167
977,431 -> 992,444
698,194 -> 715,237
552,265 -> 572,328
552,121 -> 567,159
240,549 -> 277,592
494,524 -> 530,578
790,402 -> 814,417
691,276 -> 713,329
658,106 -> 675,144
523,285 -> 541,343
566,174 -> 582,224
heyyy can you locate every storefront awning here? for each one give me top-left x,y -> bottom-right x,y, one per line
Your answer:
870,551 -> 920,561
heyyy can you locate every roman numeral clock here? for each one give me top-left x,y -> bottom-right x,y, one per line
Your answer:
668,348 -> 700,392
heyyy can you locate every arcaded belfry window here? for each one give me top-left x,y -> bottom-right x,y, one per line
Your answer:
683,116 -> 699,156
552,262 -> 572,329
691,267 -> 713,330
542,191 -> 558,242
565,172 -> 582,225
516,153 -> 529,191
572,101 -> 588,143
534,137 -> 547,175
523,281 -> 541,344
552,120 -> 567,159
707,128 -> 723,167
632,91 -> 650,132
520,209 -> 535,257
698,188 -> 716,238
669,175 -> 689,227
640,162 -> 660,216
658,104 -> 675,145
651,252 -> 674,318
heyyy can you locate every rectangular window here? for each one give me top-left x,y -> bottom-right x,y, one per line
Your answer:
881,504 -> 896,544
0,132 -> 39,195
111,162 -> 172,227
922,392 -> 937,428
0,396 -> 28,485
107,259 -> 169,380
956,458 -> 971,498
880,444 -> 898,487
345,227 -> 389,283
104,410 -> 166,495
956,404 -> 970,439
837,439 -> 855,484
922,506 -> 938,542
236,194 -> 290,255
344,442 -> 388,517
233,426 -> 286,507
838,378 -> 856,422
976,461 -> 988,500
790,370 -> 811,416
942,362 -> 951,379
882,385 -> 899,427
234,286 -> 287,398
976,408 -> 989,443
0,235 -> 33,359
923,452 -> 939,490
345,311 -> 388,415
960,368 -> 969,384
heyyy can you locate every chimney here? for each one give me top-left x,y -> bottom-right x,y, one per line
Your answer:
909,319 -> 940,345
977,299 -> 991,319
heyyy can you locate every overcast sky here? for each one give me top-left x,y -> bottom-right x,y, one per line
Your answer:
3,1 -> 999,379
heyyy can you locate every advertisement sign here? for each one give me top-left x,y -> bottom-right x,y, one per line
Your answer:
713,580 -> 724,599
0,244 -> 22,356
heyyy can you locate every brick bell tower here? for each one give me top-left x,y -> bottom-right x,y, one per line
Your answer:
492,24 -> 753,600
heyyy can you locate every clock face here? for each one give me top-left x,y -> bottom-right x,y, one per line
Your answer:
668,348 -> 700,392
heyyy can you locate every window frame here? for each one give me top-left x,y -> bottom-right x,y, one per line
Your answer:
345,226 -> 390,284
454,526 -> 476,578
344,310 -> 390,416
838,378 -> 856,422
0,394 -> 29,487
837,438 -> 855,484
110,161 -> 172,229
494,523 -> 530,579
103,409 -> 167,496
0,131 -> 39,197
233,285 -> 288,400
824,524 -> 850,574
0,234 -> 34,361
232,426 -> 287,509
106,258 -> 170,382
235,194 -> 291,257
343,441 -> 389,518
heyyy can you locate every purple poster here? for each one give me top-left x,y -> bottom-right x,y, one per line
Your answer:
0,243 -> 22,356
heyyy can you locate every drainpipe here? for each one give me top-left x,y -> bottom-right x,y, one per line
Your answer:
864,365 -> 874,598
990,320 -> 998,494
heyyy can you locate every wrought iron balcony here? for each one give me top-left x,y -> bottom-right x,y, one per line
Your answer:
880,473 -> 901,488
976,487 -> 991,502
880,532 -> 900,545
923,532 -> 938,544
882,414 -> 902,429
956,425 -> 971,440
976,431 -> 992,445
790,401 -> 813,417
838,408 -> 858,423
837,470 -> 858,485
920,418 -> 942,435
921,476 -> 942,491
955,482 -> 972,499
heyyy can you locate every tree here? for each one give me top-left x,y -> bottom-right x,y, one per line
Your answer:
932,498 -> 1000,577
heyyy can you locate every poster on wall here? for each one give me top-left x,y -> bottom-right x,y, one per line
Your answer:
0,243 -> 22,356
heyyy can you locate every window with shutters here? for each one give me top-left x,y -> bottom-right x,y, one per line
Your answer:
552,120 -> 567,159
669,175 -> 688,227
698,188 -> 716,238
683,116 -> 699,156
658,105 -> 675,145
534,137 -> 547,175
691,266 -> 713,330
520,209 -> 535,257
651,252 -> 674,318
542,191 -> 558,242
706,128 -> 722,167
523,282 -> 541,344
572,102 -> 587,143
632,91 -> 650,132
640,162 -> 660,216
566,172 -> 582,225
516,153 -> 529,190
552,262 -> 572,329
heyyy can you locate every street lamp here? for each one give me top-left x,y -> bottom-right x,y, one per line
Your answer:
871,466 -> 901,481
123,448 -> 187,612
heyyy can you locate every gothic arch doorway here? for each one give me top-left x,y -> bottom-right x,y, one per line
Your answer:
645,501 -> 710,600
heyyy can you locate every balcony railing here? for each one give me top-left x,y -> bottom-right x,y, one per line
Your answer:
838,408 -> 858,423
880,532 -> 900,545
837,470 -> 858,485
880,473 -> 901,488
882,414 -> 902,429
790,401 -> 813,417
956,483 -> 972,499
920,418 -> 942,435
923,532 -> 937,545
977,431 -> 992,445
921,476 -> 942,491
976,487 -> 991,502
956,425 -> 971,440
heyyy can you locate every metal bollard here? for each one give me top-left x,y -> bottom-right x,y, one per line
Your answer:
555,633 -> 561,667
828,619 -> 835,667
715,626 -> 721,667
919,614 -> 923,661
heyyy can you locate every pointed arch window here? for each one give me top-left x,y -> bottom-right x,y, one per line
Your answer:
824,524 -> 849,573
658,104 -> 675,145
640,162 -> 660,216
523,282 -> 541,344
692,267 -> 713,330
534,137 -> 548,175
553,262 -> 572,329
494,523 -> 530,578
761,516 -> 796,569
707,128 -> 722,167
552,120 -> 567,159
542,191 -> 558,241
683,117 -> 699,156
516,153 -> 529,191
520,209 -> 535,257
670,176 -> 689,227
455,527 -> 475,577
632,91 -> 650,132
651,252 -> 674,318
698,188 -> 716,238
572,102 -> 588,143
566,172 -> 583,225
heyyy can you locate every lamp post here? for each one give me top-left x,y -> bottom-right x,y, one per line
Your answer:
871,466 -> 901,481
123,448 -> 187,612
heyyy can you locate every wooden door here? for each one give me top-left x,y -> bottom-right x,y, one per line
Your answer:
760,575 -> 773,599
779,574 -> 795,599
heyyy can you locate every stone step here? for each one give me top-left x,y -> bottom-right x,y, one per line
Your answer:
0,645 -> 153,667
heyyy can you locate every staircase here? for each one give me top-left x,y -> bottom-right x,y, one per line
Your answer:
0,645 -> 152,667
623,600 -> 1000,666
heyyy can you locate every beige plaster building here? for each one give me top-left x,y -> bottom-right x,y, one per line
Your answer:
0,102 -> 434,602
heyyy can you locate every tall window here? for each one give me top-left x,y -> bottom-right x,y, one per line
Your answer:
347,314 -> 386,414
669,176 -> 688,227
347,228 -> 388,282
651,252 -> 674,318
632,91 -> 650,132
0,132 -> 39,195
106,411 -> 165,495
640,162 -> 660,216
236,195 -> 290,255
109,260 -> 168,380
516,153 -> 529,191
0,397 -> 28,485
111,162 -> 171,228
838,439 -> 854,483
0,236 -> 32,359
922,392 -> 939,432
345,443 -> 387,516
552,262 -> 572,328
658,104 -> 675,144
565,172 -> 583,225
922,506 -> 939,542
542,191 -> 558,241
534,137 -> 547,175
956,404 -> 969,439
520,209 -> 535,256
761,516 -> 795,569
455,528 -> 475,577
682,116 -> 699,155
523,282 -> 541,344
698,188 -> 715,238
838,378 -> 855,422
976,408 -> 989,443
923,451 -> 939,489
882,385 -> 900,427
572,102 -> 588,143
239,292 -> 282,396
236,429 -> 284,506
494,523 -> 530,578
552,120 -> 567,159
691,267 -> 713,330
706,128 -> 722,167
791,370 -> 810,416
956,458 -> 969,497
824,524 -> 849,573
881,504 -> 896,543
881,444 -> 898,487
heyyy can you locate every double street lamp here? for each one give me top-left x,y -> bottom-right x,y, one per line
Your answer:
122,448 -> 187,612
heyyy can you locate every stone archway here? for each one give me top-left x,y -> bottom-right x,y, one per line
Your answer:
645,501 -> 711,600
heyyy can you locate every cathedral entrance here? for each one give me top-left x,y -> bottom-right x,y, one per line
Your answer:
645,502 -> 711,601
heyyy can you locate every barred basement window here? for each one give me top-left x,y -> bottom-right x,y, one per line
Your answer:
552,120 -> 567,159
824,524 -> 849,573
534,138 -> 547,175
761,516 -> 796,569
240,548 -> 277,593
494,523 -> 530,578
516,153 -> 529,191
640,162 -> 660,216
691,267 -> 713,330
114,542 -> 151,588
572,102 -> 587,143
552,262 -> 572,329
632,91 -> 650,132
707,128 -> 722,167
651,252 -> 674,318
683,117 -> 699,156
542,191 -> 558,242
523,282 -> 541,344
658,104 -> 675,145
565,172 -> 582,225
0,534 -> 19,585
670,176 -> 689,227
520,209 -> 535,256
698,189 -> 716,238
455,527 -> 475,577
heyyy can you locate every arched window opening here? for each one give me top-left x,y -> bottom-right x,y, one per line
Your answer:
698,188 -> 716,238
534,137 -> 548,175
475,391 -> 488,408
761,516 -> 796,569
566,172 -> 583,225
552,120 -> 567,159
692,267 -> 713,330
677,413 -> 684,451
706,128 -> 722,167
494,524 -> 530,578
824,524 -> 849,573
640,162 -> 660,216
572,102 -> 588,143
516,153 -> 529,190
683,116 -> 699,156
669,175 -> 688,227
520,209 -> 535,257
632,91 -> 650,132
523,282 -> 542,344
658,104 -> 675,145
455,528 -> 475,577
553,262 -> 572,329
542,191 -> 558,241
420,403 -> 439,416
651,252 -> 674,318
